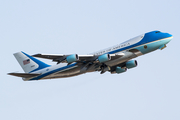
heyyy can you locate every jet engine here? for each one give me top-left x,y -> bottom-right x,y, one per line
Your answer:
116,67 -> 127,74
66,54 -> 79,63
126,60 -> 137,69
98,54 -> 111,63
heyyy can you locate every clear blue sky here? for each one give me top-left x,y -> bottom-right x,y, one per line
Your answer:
1,0 -> 180,120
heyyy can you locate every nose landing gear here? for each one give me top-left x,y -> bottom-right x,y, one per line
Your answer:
159,44 -> 167,50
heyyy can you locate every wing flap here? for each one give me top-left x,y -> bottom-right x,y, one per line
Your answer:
8,73 -> 41,78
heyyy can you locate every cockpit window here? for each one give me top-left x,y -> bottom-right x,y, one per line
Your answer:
155,31 -> 161,33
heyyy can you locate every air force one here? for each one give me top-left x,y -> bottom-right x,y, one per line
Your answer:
8,31 -> 173,81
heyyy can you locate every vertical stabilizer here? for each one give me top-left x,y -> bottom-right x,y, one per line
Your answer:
14,51 -> 50,73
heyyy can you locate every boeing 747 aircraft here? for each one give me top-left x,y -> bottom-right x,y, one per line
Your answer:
8,31 -> 173,81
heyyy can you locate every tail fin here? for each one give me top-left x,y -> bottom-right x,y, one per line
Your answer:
14,51 -> 50,73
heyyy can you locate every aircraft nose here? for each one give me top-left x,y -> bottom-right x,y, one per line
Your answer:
164,33 -> 173,41
164,33 -> 173,44
168,33 -> 173,41
167,33 -> 173,38
158,32 -> 173,50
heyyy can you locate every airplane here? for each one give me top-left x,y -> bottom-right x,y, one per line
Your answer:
8,30 -> 173,81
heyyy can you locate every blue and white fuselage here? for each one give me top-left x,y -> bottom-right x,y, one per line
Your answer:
9,31 -> 173,81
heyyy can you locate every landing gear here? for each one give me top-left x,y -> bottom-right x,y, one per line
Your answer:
159,44 -> 167,50
100,64 -> 111,74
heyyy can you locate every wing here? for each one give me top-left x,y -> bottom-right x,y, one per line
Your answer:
32,49 -> 141,74
32,53 -> 124,64
8,73 -> 41,78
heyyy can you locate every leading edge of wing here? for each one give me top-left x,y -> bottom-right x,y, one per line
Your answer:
32,53 -> 65,60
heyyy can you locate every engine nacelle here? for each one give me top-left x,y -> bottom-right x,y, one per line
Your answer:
66,54 -> 79,63
126,60 -> 137,69
116,67 -> 127,74
98,54 -> 111,63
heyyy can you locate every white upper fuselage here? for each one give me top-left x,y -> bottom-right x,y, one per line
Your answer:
90,34 -> 144,56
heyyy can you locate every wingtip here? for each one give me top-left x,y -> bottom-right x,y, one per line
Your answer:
7,72 -> 15,76
7,73 -> 11,75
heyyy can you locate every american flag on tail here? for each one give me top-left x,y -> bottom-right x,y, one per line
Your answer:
23,59 -> 30,65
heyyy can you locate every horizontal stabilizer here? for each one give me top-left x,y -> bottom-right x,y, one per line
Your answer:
8,73 -> 41,78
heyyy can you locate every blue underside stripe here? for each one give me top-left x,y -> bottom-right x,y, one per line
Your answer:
29,63 -> 77,80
